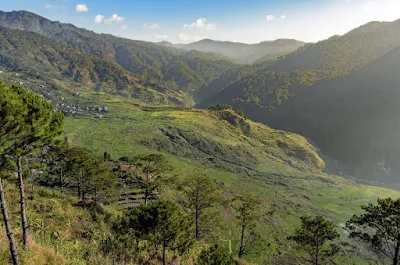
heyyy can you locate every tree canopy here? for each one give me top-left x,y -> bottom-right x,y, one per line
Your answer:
346,198 -> 400,265
289,215 -> 339,265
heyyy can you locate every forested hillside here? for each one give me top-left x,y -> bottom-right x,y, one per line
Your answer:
0,11 -> 236,98
264,46 -> 400,183
198,19 -> 400,184
200,20 -> 400,108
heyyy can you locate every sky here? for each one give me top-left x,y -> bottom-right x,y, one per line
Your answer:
1,0 -> 400,44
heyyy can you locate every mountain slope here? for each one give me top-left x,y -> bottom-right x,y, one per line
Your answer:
61,91 -> 400,264
197,19 -> 400,184
0,10 -> 236,97
199,20 -> 400,108
157,38 -> 305,64
0,25 -> 194,104
265,46 -> 400,183
265,21 -> 400,78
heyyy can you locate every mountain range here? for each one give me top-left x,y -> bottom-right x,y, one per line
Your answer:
156,38 -> 305,64
0,10 -> 400,185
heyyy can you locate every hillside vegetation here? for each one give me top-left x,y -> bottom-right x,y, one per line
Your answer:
0,71 -> 399,265
62,91 -> 400,264
0,11 -> 236,99
265,45 -> 400,183
198,19 -> 400,184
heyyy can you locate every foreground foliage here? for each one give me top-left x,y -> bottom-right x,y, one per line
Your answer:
289,216 -> 339,265
346,198 -> 400,265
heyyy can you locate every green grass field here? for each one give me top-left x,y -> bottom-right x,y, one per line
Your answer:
63,92 -> 400,264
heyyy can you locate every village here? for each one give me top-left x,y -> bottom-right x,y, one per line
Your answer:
0,70 -> 110,117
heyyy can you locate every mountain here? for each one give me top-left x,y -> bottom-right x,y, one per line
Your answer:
200,20 -> 400,108
0,10 -> 236,102
265,46 -> 400,183
197,19 -> 400,184
157,38 -> 305,64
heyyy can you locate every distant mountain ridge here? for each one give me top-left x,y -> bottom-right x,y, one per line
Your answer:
156,38 -> 305,64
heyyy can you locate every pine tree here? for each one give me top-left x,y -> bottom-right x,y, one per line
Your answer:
0,81 -> 64,249
346,198 -> 400,265
64,147 -> 116,202
134,154 -> 172,205
232,194 -> 262,258
116,200 -> 193,265
181,175 -> 222,240
289,215 -> 339,265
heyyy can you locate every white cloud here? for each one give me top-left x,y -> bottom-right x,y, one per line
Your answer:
156,34 -> 168,40
44,4 -> 57,9
94,15 -> 105,24
183,18 -> 216,31
144,23 -> 161,30
266,15 -> 275,21
75,4 -> 88,12
179,32 -> 189,41
280,15 -> 286,19
121,25 -> 128,30
105,14 -> 125,24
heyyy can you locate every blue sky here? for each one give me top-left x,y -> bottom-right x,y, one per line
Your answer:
1,0 -> 400,43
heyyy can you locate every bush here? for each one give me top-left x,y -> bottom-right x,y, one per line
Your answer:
197,244 -> 234,265
234,109 -> 245,117
209,104 -> 233,111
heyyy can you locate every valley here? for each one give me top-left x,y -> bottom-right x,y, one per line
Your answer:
0,5 -> 399,265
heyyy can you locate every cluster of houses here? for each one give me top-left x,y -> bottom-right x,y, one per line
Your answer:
55,102 -> 109,117
1,71 -> 111,118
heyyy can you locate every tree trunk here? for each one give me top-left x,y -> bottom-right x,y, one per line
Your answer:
0,179 -> 20,265
144,187 -> 148,206
145,169 -> 149,206
77,179 -> 81,198
315,237 -> 320,265
60,168 -> 63,193
31,181 -> 35,199
17,157 -> 28,249
81,189 -> 86,203
195,189 -> 199,240
162,241 -> 166,265
238,222 -> 246,258
393,240 -> 400,265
